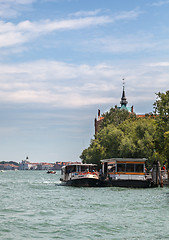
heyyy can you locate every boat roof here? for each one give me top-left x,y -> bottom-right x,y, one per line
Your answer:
61,163 -> 97,169
101,158 -> 147,163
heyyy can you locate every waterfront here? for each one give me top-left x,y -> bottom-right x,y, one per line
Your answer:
0,171 -> 168,240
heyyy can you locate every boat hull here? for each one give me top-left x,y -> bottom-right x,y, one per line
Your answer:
108,179 -> 151,188
62,178 -> 103,187
61,178 -> 151,188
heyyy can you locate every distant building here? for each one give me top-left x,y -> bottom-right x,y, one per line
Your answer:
54,161 -> 81,170
18,157 -> 81,171
19,159 -> 32,170
37,163 -> 54,170
54,162 -> 64,170
0,161 -> 19,170
19,156 -> 39,170
3,164 -> 19,170
0,164 -> 4,170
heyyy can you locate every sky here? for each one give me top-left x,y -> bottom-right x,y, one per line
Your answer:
0,0 -> 169,163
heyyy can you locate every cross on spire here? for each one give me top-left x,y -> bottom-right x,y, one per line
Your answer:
122,78 -> 125,87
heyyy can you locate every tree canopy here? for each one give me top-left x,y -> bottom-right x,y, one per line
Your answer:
80,113 -> 156,169
80,90 -> 169,169
154,91 -> 169,165
101,107 -> 135,128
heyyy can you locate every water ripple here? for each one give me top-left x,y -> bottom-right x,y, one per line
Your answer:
0,171 -> 169,240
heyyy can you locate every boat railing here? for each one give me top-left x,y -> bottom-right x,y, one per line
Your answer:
145,169 -> 168,181
161,170 -> 168,180
145,172 -> 152,180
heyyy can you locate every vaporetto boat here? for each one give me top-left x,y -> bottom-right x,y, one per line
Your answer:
60,158 -> 163,188
60,163 -> 101,187
101,158 -> 152,188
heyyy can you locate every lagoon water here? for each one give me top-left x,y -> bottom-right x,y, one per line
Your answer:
0,171 -> 169,240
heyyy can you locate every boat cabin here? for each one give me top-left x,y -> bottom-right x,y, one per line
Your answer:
101,158 -> 147,181
60,163 -> 97,182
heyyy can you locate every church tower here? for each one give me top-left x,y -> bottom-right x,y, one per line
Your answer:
120,81 -> 128,107
94,79 -> 134,135
119,79 -> 133,112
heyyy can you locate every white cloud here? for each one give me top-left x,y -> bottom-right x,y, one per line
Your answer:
81,33 -> 169,54
0,60 -> 168,108
0,60 -> 121,107
147,62 -> 169,67
0,0 -> 35,3
0,31 -> 27,47
0,0 -> 36,18
0,16 -> 112,48
0,127 -> 17,135
0,8 -> 142,48
150,0 -> 169,6
71,9 -> 101,17
113,9 -> 142,21
19,16 -> 112,32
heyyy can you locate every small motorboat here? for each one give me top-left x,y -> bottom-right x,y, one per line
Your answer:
47,171 -> 56,174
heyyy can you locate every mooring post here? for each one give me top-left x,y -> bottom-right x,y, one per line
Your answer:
158,161 -> 163,188
152,161 -> 158,187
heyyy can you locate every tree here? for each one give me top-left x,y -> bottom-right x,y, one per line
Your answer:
80,140 -> 106,168
80,123 -> 124,166
154,91 -> 169,167
80,117 -> 156,169
164,131 -> 169,167
119,118 -> 156,160
154,91 -> 169,116
101,107 -> 136,129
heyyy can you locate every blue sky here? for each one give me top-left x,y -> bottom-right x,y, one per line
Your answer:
0,0 -> 169,162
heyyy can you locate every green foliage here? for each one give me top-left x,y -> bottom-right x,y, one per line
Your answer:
153,91 -> 169,166
101,107 -> 136,129
81,90 -> 169,169
154,91 -> 169,116
80,112 -> 156,169
119,119 -> 156,170
164,131 -> 169,163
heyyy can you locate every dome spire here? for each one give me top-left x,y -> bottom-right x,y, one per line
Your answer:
120,78 -> 128,107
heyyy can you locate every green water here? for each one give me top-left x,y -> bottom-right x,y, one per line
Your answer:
0,171 -> 168,240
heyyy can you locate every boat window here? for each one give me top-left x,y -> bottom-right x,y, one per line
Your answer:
104,162 -> 108,173
117,164 -> 125,172
126,164 -> 134,172
76,166 -> 81,172
66,166 -> 76,173
135,164 -> 144,173
108,165 -> 115,172
81,166 -> 88,172
90,166 -> 93,172
72,166 -> 76,172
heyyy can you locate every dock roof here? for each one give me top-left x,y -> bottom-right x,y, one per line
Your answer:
101,158 -> 147,163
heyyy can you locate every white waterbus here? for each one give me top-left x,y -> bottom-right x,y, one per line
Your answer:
60,163 -> 101,187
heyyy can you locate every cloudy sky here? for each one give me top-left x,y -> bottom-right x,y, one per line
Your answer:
0,0 -> 169,162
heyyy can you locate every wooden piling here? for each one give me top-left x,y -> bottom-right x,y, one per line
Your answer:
158,161 -> 163,188
151,161 -> 163,187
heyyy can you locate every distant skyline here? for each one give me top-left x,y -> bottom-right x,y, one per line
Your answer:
0,0 -> 169,162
